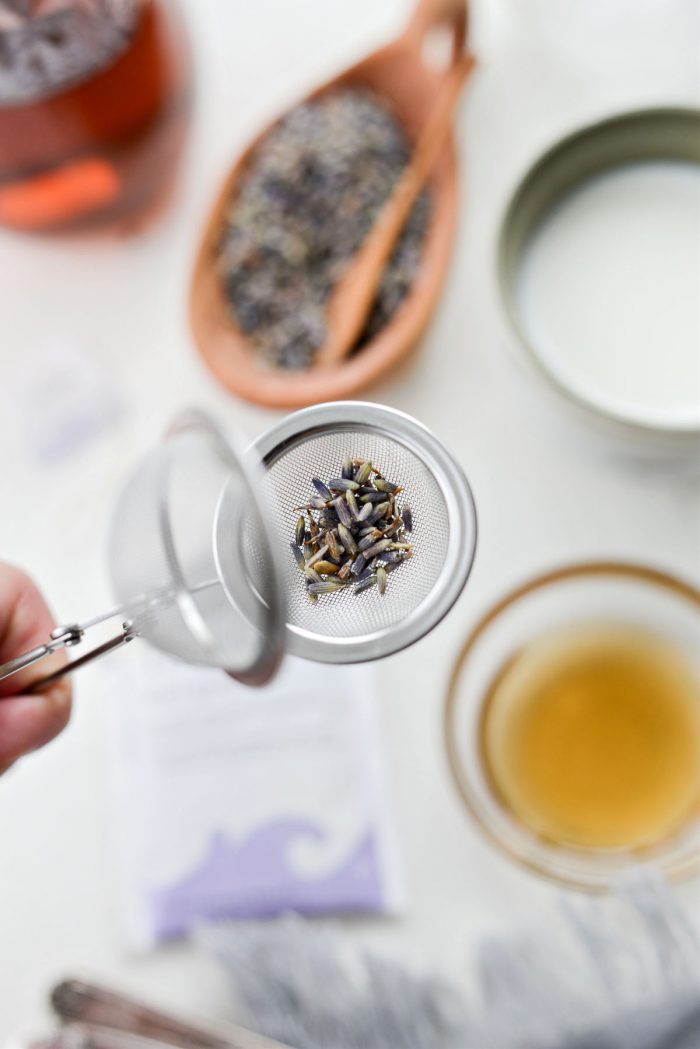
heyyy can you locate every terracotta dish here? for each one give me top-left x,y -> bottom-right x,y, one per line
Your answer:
190,0 -> 472,409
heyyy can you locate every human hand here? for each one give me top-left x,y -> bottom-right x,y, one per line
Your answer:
0,562 -> 72,774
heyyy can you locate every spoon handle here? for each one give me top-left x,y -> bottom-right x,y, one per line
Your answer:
318,51 -> 474,367
404,0 -> 469,61
51,980 -> 292,1049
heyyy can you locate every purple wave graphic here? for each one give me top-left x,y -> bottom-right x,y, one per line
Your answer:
149,819 -> 385,941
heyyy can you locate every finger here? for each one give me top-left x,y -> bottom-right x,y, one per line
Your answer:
0,562 -> 71,698
0,563 -> 72,760
0,683 -> 71,763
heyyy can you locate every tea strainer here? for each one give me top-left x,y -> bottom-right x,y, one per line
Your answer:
0,402 -> 477,691
251,400 -> 477,662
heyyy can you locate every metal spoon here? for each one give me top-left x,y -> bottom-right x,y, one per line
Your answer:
50,980 -> 292,1049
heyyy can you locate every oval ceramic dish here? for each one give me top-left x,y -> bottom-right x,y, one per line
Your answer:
190,0 -> 470,408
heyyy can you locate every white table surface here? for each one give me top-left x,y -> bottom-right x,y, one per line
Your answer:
0,0 -> 699,1037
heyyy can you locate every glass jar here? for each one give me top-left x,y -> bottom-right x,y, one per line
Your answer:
0,0 -> 192,233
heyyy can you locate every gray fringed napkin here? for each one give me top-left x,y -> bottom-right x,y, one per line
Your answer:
199,870 -> 700,1049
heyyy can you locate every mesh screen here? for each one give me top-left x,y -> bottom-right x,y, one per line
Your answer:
264,428 -> 450,639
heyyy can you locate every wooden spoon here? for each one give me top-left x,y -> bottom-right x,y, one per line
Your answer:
317,49 -> 475,367
191,0 -> 474,409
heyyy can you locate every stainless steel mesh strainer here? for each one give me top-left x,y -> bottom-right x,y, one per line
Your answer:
0,402 -> 476,690
250,401 -> 477,663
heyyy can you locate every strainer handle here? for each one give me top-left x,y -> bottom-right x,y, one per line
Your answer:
0,618 -> 136,694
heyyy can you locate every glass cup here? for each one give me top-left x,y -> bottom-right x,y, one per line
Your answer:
0,0 -> 192,233
444,562 -> 700,890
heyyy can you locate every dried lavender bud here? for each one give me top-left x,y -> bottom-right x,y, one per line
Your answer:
290,542 -> 304,569
341,454 -> 354,480
312,478 -> 332,501
333,496 -> 354,529
367,501 -> 391,524
358,532 -> 381,552
327,529 -> 342,561
308,580 -> 350,595
374,478 -> 401,494
360,538 -> 392,560
346,489 -> 359,519
377,550 -> 406,564
351,553 -> 367,577
313,561 -> 339,575
337,523 -> 358,557
306,543 -> 330,567
328,478 -> 360,492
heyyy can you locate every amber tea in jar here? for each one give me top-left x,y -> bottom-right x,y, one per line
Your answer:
0,0 -> 191,233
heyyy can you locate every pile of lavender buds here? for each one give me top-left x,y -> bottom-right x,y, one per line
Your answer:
217,88 -> 431,370
0,0 -> 139,104
290,454 -> 414,600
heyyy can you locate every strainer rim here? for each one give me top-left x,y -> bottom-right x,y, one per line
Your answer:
253,401 -> 478,663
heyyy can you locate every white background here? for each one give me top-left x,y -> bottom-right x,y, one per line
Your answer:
0,0 -> 699,1037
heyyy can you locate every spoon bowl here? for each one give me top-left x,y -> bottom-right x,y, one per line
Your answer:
190,0 -> 470,409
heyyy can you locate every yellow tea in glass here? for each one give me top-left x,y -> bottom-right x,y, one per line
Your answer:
480,624 -> 700,850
